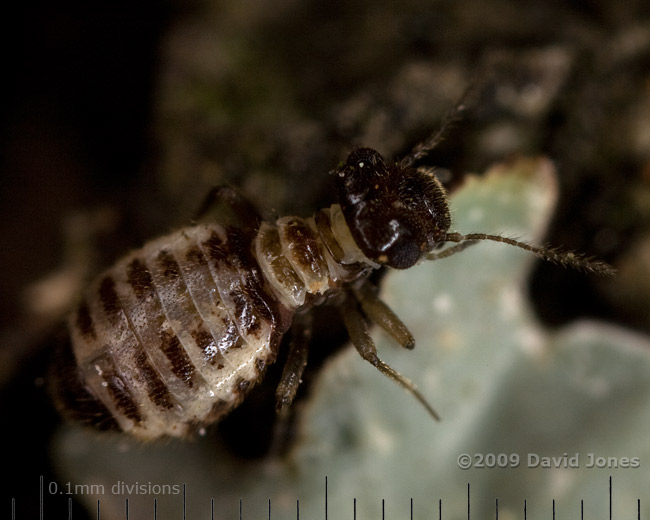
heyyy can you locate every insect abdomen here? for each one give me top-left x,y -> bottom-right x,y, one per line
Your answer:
67,223 -> 290,440
60,201 -> 374,439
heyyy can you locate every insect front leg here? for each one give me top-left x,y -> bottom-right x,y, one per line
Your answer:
339,291 -> 440,421
352,280 -> 415,349
193,185 -> 261,235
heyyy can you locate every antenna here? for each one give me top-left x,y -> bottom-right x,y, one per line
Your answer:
427,232 -> 616,276
400,82 -> 479,168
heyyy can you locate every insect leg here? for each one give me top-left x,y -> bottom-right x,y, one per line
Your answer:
352,281 -> 415,349
193,185 -> 261,235
275,311 -> 312,412
340,293 -> 440,421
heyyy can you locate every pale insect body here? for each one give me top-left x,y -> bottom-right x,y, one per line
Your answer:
53,103 -> 614,441
58,200 -> 382,440
69,225 -> 282,439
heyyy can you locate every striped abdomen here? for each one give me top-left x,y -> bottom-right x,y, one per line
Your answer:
67,224 -> 290,439
61,204 -> 373,440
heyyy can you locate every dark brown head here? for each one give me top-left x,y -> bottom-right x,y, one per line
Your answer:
334,147 -> 451,269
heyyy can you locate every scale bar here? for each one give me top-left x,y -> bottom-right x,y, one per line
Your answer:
28,474 -> 643,519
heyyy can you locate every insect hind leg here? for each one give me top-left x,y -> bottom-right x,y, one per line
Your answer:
193,185 -> 261,235
275,311 -> 312,412
266,311 -> 312,457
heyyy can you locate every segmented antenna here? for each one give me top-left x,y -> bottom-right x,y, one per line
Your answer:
432,232 -> 616,276
400,82 -> 478,168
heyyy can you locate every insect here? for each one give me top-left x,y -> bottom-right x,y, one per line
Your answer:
51,106 -> 614,441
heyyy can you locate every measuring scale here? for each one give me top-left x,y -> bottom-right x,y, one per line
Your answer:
16,475 -> 638,519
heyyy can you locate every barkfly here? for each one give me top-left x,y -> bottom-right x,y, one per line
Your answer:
51,96 -> 614,440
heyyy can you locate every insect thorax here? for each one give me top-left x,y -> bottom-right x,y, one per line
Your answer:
253,203 -> 378,309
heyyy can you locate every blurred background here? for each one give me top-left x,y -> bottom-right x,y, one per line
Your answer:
1,0 -> 649,518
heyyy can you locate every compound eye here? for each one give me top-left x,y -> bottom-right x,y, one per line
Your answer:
378,228 -> 423,269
